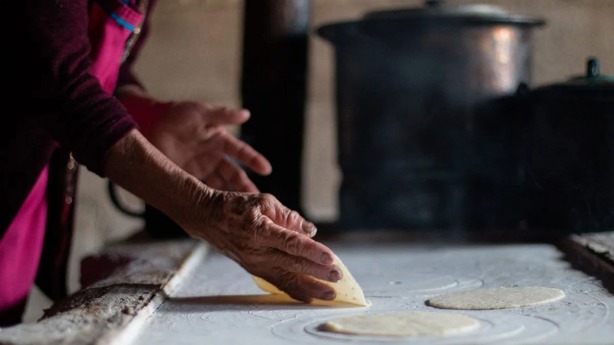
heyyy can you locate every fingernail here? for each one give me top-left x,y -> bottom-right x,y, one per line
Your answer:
321,290 -> 336,300
321,252 -> 333,265
328,269 -> 342,282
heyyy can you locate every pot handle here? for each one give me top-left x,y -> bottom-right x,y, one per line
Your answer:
587,57 -> 600,78
107,180 -> 145,218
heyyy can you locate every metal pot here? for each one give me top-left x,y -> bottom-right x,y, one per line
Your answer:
317,0 -> 545,231
470,57 -> 614,235
522,58 -> 614,233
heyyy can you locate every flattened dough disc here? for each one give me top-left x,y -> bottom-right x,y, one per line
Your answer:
427,287 -> 565,310
320,312 -> 480,337
253,254 -> 369,307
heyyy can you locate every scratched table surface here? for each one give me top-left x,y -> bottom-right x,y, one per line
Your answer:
131,241 -> 614,345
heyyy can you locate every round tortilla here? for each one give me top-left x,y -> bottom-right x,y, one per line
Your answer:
426,287 -> 565,310
319,311 -> 480,337
253,254 -> 369,307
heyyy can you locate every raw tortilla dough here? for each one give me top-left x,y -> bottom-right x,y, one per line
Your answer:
426,287 -> 565,310
320,311 -> 480,337
253,254 -> 369,307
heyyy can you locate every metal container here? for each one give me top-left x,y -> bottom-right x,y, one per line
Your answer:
317,0 -> 545,231
469,57 -> 614,235
522,58 -> 614,233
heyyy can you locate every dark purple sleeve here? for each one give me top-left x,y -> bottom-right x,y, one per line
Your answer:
17,0 -> 137,176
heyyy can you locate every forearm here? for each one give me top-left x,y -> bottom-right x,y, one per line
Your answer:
103,130 -> 339,304
102,128 -> 212,230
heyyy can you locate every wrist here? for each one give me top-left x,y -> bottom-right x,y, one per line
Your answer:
104,129 -> 212,237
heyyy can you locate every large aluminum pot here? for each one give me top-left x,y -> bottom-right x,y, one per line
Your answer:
317,0 -> 545,231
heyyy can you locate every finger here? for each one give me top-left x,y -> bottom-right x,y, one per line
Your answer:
186,157 -> 258,193
268,250 -> 342,282
261,199 -> 316,237
222,133 -> 272,175
261,223 -> 335,265
217,158 -> 260,193
264,271 -> 336,303
202,105 -> 251,126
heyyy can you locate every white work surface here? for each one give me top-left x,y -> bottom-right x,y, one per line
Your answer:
131,242 -> 614,345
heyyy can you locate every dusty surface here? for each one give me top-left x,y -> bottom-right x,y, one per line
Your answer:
131,242 -> 614,345
6,232 -> 614,344
0,240 -> 205,345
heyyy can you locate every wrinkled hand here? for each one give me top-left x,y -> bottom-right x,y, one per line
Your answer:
116,86 -> 271,193
114,88 -> 336,302
147,101 -> 271,192
182,189 -> 342,303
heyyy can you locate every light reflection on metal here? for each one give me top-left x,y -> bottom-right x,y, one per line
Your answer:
492,26 -> 515,91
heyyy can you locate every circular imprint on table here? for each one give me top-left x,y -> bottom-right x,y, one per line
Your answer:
271,310 -> 559,344
361,276 -> 484,298
426,287 -> 565,310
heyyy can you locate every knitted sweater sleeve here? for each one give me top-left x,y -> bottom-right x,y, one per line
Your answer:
17,0 -> 137,176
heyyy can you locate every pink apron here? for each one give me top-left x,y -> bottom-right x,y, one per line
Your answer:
0,0 -> 143,325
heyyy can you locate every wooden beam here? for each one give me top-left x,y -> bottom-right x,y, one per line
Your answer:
559,231 -> 614,293
0,240 -> 207,345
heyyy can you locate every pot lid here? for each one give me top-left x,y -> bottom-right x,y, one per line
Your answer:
364,0 -> 545,26
318,0 -> 545,42
535,57 -> 614,90
564,58 -> 614,87
530,57 -> 614,101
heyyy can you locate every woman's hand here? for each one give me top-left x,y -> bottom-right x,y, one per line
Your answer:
181,190 -> 342,303
105,129 -> 339,303
148,102 -> 271,192
116,86 -> 270,193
